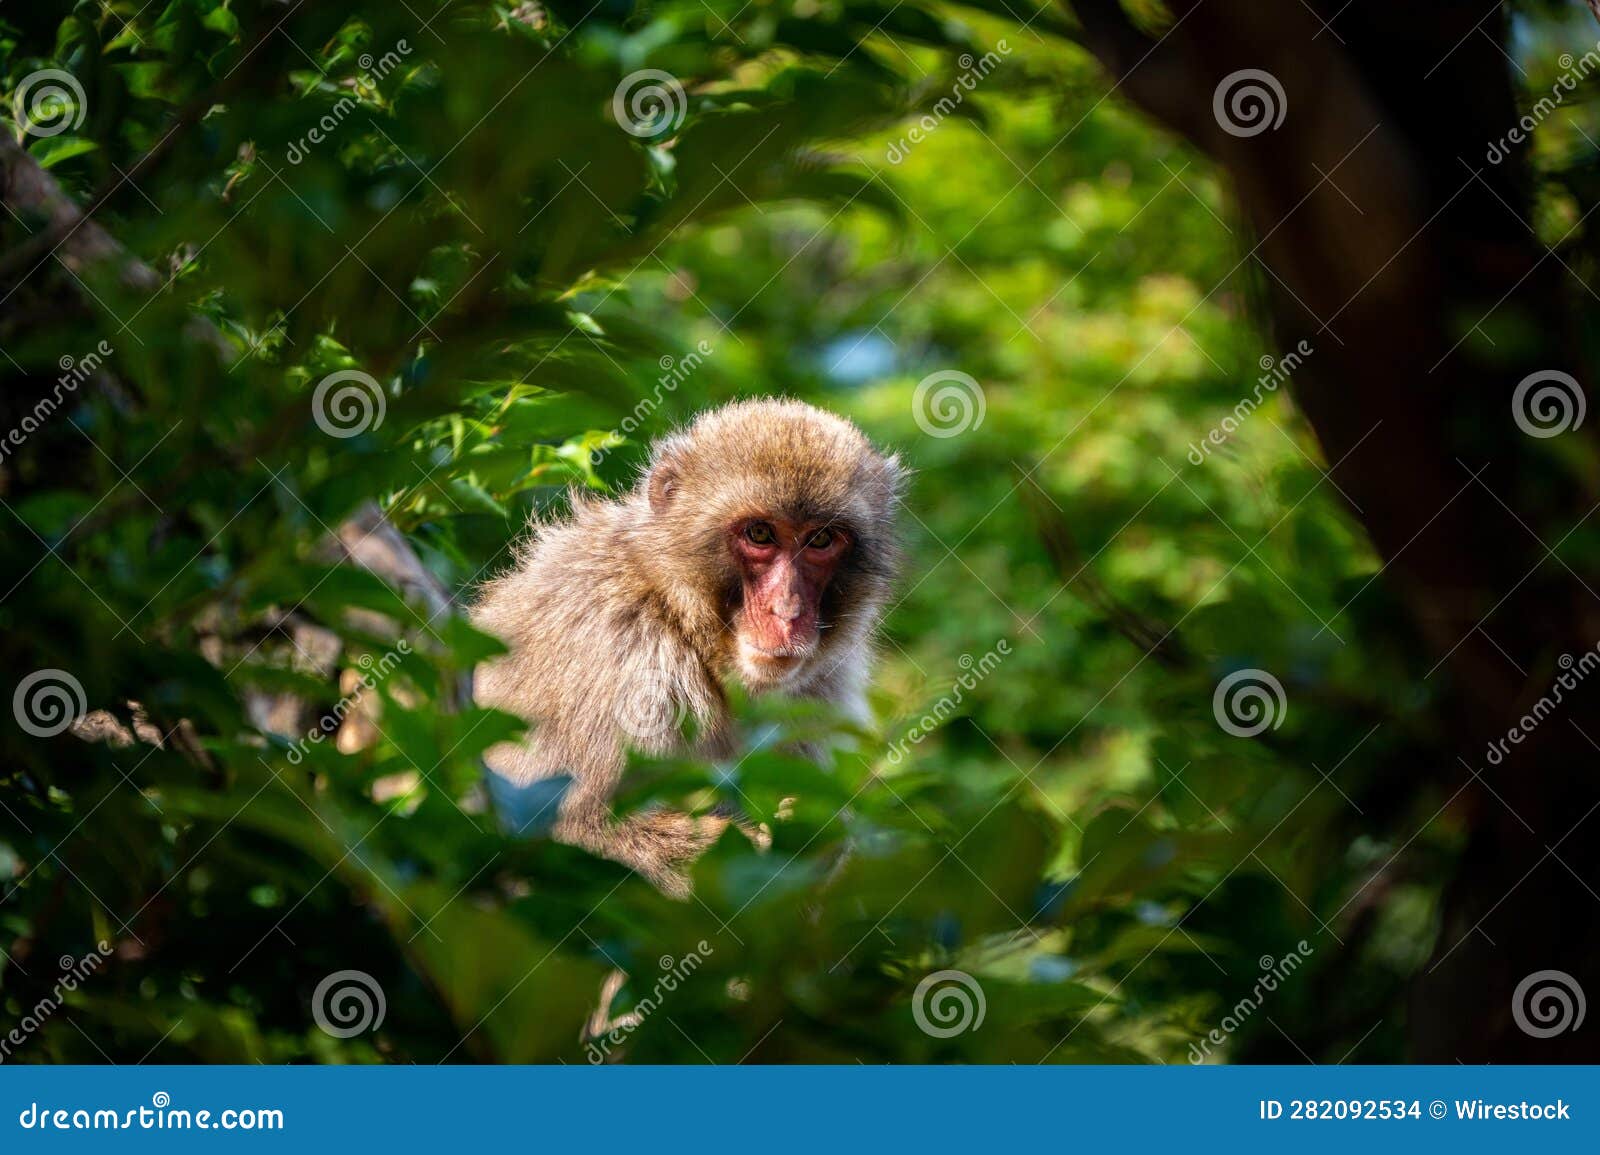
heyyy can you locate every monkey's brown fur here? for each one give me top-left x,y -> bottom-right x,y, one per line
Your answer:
472,399 -> 905,896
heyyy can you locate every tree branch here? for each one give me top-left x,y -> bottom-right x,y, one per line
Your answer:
1063,0 -> 1210,144
0,134 -> 159,292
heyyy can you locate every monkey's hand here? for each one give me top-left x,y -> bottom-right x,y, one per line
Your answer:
602,810 -> 732,899
562,807 -> 766,899
706,800 -> 773,853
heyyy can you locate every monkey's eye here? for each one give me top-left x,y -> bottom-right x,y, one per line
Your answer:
806,528 -> 836,550
744,522 -> 777,546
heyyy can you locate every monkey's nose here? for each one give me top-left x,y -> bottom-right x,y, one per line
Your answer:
771,596 -> 804,621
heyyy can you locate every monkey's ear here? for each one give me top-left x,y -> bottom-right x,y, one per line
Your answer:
883,452 -> 910,496
871,451 -> 911,508
647,459 -> 680,514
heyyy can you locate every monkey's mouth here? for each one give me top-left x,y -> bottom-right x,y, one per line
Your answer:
746,643 -> 811,663
738,636 -> 816,674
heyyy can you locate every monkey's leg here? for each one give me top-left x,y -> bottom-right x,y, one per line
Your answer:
558,808 -> 731,899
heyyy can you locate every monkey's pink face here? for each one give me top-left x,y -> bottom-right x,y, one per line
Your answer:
729,516 -> 851,686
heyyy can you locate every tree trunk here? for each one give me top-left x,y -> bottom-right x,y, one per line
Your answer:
1067,0 -> 1600,1060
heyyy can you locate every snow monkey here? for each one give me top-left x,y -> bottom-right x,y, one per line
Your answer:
472,398 -> 906,897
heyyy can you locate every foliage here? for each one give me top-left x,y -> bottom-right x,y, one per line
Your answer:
0,0 -> 1586,1063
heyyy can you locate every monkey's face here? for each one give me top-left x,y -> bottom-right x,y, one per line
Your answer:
641,399 -> 904,693
727,514 -> 852,688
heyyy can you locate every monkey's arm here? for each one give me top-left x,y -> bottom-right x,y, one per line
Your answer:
560,807 -> 731,900
481,705 -> 731,899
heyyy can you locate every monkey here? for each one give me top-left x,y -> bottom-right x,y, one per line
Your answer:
471,398 -> 905,897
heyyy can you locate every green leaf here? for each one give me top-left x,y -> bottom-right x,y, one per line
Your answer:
30,136 -> 98,169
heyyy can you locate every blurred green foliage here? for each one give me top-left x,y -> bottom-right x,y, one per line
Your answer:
0,0 -> 1582,1064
